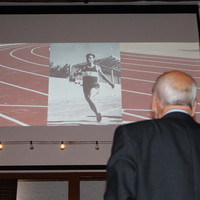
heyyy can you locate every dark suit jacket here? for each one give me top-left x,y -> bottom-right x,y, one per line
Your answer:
104,112 -> 200,200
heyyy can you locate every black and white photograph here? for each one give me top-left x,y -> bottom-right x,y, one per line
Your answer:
47,43 -> 122,126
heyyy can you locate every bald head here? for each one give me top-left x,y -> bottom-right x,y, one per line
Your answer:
152,71 -> 197,108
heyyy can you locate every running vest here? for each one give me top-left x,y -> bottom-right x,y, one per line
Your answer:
82,65 -> 99,83
82,65 -> 98,77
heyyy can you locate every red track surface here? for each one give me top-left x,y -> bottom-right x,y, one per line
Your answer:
0,43 -> 200,126
0,43 -> 50,126
121,52 -> 200,123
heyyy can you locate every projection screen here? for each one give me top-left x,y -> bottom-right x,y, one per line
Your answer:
0,5 -> 199,170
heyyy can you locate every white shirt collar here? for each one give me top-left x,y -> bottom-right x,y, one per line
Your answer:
164,109 -> 188,116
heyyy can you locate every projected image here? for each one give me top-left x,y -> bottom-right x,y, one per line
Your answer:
1,42 -> 200,127
47,43 -> 122,126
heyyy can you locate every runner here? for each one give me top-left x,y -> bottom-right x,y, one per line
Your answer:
74,53 -> 115,122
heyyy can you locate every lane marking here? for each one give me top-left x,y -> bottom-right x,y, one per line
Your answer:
123,111 -> 150,120
10,45 -> 49,67
122,89 -> 151,96
0,81 -> 48,96
121,77 -> 200,90
121,52 -> 200,62
0,64 -> 49,78
121,61 -> 200,72
123,109 -> 151,111
122,68 -> 162,75
0,104 -> 47,107
121,68 -> 200,81
0,113 -> 30,126
31,45 -> 50,59
121,77 -> 154,83
0,43 -> 27,52
122,57 -> 200,66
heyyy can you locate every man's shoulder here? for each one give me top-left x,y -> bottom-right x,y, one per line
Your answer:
123,119 -> 157,128
118,113 -> 200,136
114,120 -> 158,144
117,119 -> 158,134
117,118 -> 175,135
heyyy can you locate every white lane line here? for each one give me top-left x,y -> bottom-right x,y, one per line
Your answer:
121,68 -> 200,82
122,88 -> 200,100
122,68 -> 162,75
31,45 -> 50,59
0,64 -> 49,78
0,113 -> 30,126
121,61 -> 200,72
122,77 -> 154,83
121,52 -> 200,62
122,120 -> 134,124
122,57 -> 200,67
10,46 -> 49,67
122,89 -> 151,96
122,77 -> 200,90
123,111 -> 150,120
0,81 -> 48,96
0,104 -> 47,107
122,109 -> 151,111
0,44 -> 27,51
122,57 -> 200,66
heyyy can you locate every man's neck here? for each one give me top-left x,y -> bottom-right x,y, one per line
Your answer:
87,63 -> 95,68
162,105 -> 193,117
164,109 -> 188,116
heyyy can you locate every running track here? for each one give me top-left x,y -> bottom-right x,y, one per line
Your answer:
0,43 -> 200,126
0,43 -> 50,126
121,52 -> 200,123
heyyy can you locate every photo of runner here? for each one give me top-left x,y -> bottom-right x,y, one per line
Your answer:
74,53 -> 115,122
47,43 -> 122,126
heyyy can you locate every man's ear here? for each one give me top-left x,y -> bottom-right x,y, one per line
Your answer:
151,93 -> 158,113
191,99 -> 197,117
151,93 -> 159,118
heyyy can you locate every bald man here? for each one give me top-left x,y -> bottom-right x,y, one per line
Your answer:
104,71 -> 200,200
